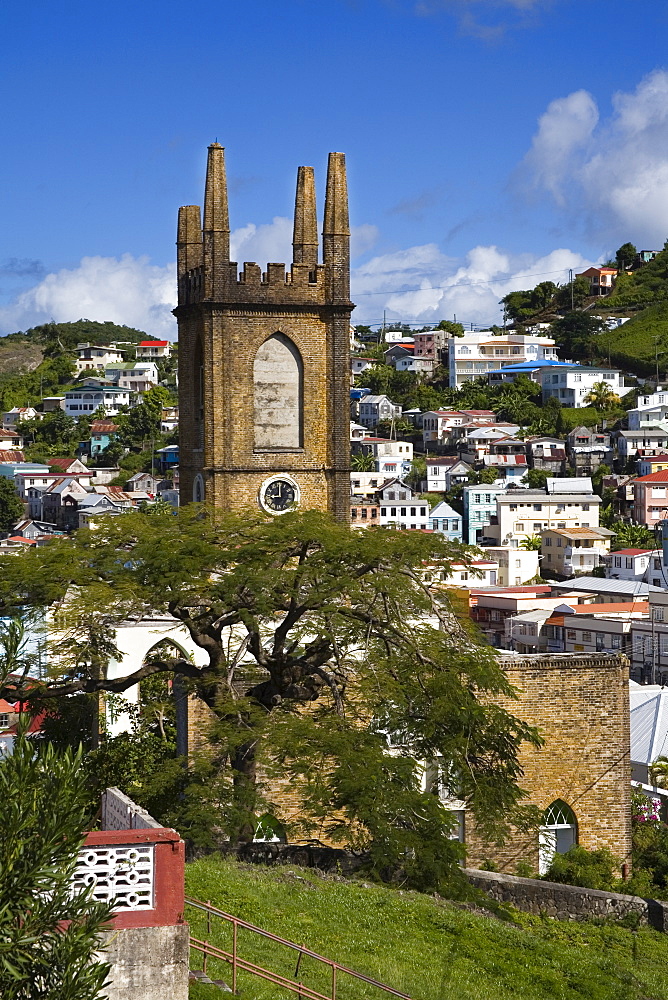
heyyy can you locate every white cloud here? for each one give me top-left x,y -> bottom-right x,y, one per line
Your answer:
351,244 -> 593,326
522,69 -> 668,246
0,220 -> 585,337
417,0 -> 556,39
522,90 -> 598,204
0,255 -> 177,338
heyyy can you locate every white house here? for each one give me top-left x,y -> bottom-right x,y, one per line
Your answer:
104,361 -> 159,391
483,546 -> 540,587
64,384 -> 132,418
627,390 -> 668,430
449,331 -> 558,388
75,343 -> 125,373
350,472 -> 391,498
540,364 -> 623,407
425,457 -> 472,493
428,501 -> 463,541
604,548 -> 657,582
351,357 -> 378,376
3,407 -> 41,429
617,426 -> 668,464
135,340 -> 172,359
376,479 -> 430,530
486,487 -> 601,548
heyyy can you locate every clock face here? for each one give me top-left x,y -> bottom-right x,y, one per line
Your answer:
261,478 -> 298,514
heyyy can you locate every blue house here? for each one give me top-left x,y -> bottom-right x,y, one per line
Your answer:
156,444 -> 179,474
428,501 -> 463,542
462,483 -> 507,545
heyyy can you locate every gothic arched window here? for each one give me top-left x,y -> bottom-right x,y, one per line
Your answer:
539,799 -> 578,874
253,333 -> 303,451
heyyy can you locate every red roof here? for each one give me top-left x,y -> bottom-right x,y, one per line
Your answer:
49,458 -> 79,471
0,450 -> 25,462
635,470 -> 668,483
641,455 -> 668,463
5,536 -> 36,545
139,340 -> 168,347
611,548 -> 652,556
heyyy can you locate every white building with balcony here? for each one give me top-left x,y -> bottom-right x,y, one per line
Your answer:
540,364 -> 623,407
448,332 -> 558,388
627,390 -> 668,430
541,526 -> 615,578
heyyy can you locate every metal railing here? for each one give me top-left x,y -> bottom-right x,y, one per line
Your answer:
185,895 -> 412,999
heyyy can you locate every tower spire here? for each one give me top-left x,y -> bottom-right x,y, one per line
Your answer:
177,205 -> 203,280
203,143 -> 230,296
293,166 -> 318,269
322,152 -> 350,299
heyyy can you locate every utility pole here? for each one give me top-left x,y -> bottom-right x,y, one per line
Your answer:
569,269 -> 574,310
655,337 -> 661,386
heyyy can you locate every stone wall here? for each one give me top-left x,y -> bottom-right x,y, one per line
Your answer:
101,924 -> 190,1000
466,868 -> 668,931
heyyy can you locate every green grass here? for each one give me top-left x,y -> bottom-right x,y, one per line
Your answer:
597,301 -> 668,377
185,856 -> 668,1000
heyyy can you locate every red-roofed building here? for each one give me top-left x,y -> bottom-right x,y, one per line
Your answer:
136,340 -> 171,359
633,469 -> 668,526
604,547 -> 660,584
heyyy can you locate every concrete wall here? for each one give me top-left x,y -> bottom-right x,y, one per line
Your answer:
101,924 -> 189,1000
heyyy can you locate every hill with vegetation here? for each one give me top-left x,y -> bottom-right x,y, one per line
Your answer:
186,856 -> 668,1000
0,320 -> 166,411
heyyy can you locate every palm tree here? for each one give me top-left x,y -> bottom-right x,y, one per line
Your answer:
351,451 -> 376,472
583,381 -> 621,411
519,534 -> 542,551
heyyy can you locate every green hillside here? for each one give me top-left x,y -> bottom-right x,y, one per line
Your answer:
185,857 -> 668,1000
0,320 -> 156,410
597,302 -> 668,378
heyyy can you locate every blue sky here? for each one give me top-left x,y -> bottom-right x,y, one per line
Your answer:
1,0 -> 668,335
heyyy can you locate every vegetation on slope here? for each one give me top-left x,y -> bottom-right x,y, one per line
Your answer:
186,857 -> 668,1000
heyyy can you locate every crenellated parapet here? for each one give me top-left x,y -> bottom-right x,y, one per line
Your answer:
176,144 -> 351,310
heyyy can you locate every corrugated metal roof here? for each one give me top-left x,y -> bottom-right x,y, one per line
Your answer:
630,687 -> 668,765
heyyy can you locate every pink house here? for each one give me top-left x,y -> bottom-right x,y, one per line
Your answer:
633,469 -> 668,526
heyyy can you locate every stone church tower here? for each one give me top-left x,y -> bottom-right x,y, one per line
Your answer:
174,144 -> 352,520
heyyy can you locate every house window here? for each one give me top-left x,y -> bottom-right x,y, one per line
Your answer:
567,630 -> 576,639
390,507 -> 396,517
582,631 -> 591,641
380,508 -> 386,516
654,607 -> 665,622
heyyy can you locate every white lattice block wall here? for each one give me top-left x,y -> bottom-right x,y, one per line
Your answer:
73,844 -> 155,911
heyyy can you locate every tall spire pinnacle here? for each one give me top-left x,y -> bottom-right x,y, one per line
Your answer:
177,205 -> 203,280
293,166 -> 318,269
323,152 -> 350,299
203,142 -> 230,256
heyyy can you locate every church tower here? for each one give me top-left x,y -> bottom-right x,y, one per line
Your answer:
175,145 -> 353,520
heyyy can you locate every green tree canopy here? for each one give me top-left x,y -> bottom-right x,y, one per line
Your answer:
615,242 -> 637,271
1,508 -> 540,884
0,478 -> 24,533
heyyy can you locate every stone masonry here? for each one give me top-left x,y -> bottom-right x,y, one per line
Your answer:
465,651 -> 632,872
175,146 -> 353,521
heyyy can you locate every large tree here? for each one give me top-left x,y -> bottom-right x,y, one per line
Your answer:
0,477 -> 24,532
0,622 -> 112,998
0,508 -> 540,883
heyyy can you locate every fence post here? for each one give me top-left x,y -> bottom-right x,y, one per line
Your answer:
332,963 -> 337,1000
232,919 -> 237,995
203,941 -> 208,975
207,900 -> 212,936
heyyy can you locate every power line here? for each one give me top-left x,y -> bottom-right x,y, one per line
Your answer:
352,267 -> 573,297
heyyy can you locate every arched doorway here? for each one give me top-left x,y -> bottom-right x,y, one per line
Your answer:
539,799 -> 578,874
